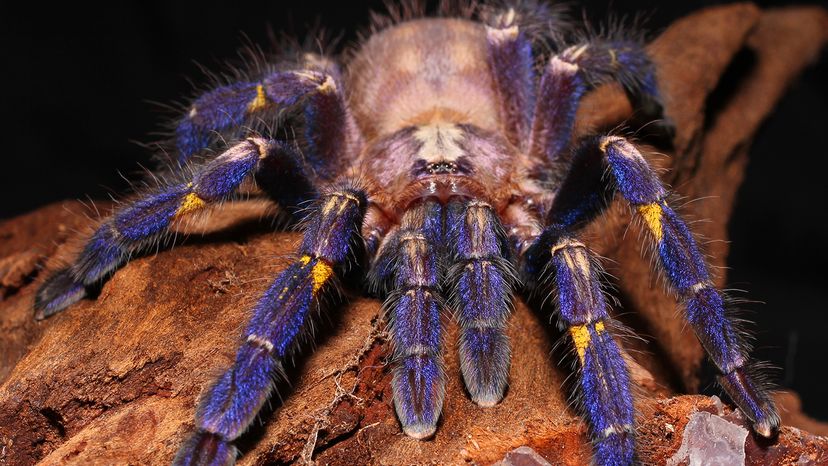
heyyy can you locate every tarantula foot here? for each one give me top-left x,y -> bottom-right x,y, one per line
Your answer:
33,268 -> 87,319
403,422 -> 437,440
718,369 -> 781,439
393,355 -> 444,440
471,392 -> 503,408
465,367 -> 507,408
754,417 -> 781,439
173,431 -> 237,466
460,329 -> 510,408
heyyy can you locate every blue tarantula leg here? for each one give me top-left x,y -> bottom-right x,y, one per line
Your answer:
253,141 -> 317,218
527,232 -> 636,466
560,37 -> 658,105
598,135 -> 780,437
528,55 -> 587,168
376,200 -> 445,439
484,7 -> 536,149
33,138 -> 312,319
529,37 -> 658,169
446,200 -> 514,407
177,69 -> 356,178
174,187 -> 367,466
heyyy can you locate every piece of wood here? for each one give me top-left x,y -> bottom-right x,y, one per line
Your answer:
1,4 -> 826,465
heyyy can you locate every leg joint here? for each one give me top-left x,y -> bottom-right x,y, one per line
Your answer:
246,334 -> 274,353
549,237 -> 587,256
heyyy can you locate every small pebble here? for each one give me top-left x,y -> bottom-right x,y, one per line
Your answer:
667,411 -> 748,466
493,446 -> 552,466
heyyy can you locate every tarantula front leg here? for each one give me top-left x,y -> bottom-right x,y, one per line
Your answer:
524,228 -> 635,466
445,199 -> 514,407
34,138 -> 315,318
174,186 -> 367,466
176,65 -> 358,178
595,135 -> 780,437
373,200 -> 446,439
375,198 -> 516,436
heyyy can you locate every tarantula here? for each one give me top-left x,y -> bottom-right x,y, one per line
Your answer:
33,2 -> 780,465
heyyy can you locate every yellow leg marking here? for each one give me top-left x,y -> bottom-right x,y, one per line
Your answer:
549,243 -> 566,256
311,261 -> 333,295
554,241 -> 592,279
338,198 -> 352,215
247,84 -> 269,112
294,255 -> 332,295
175,192 -> 206,217
638,203 -> 664,241
571,247 -> 591,277
595,321 -> 605,334
570,325 -> 592,364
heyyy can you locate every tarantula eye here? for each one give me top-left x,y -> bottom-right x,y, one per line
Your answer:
427,161 -> 457,174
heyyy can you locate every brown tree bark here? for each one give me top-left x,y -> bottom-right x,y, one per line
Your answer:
1,4 -> 826,465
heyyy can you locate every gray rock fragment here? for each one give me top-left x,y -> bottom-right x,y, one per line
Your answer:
494,446 -> 553,466
667,411 -> 749,466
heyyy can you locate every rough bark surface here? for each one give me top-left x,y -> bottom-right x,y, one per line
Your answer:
1,4 -> 826,465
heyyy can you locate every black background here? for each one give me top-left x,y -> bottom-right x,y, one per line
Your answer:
1,1 -> 826,420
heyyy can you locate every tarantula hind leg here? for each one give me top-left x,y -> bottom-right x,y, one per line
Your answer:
524,230 -> 636,466
33,138 -> 314,319
528,33 -> 662,166
597,135 -> 780,438
483,8 -> 537,150
176,68 -> 354,179
174,186 -> 367,466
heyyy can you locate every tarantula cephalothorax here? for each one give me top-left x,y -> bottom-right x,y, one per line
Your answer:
33,2 -> 781,465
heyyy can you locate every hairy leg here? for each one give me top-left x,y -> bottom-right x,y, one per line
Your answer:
484,7 -> 536,150
174,186 -> 367,466
528,35 -> 658,183
525,230 -> 636,466
35,138 -> 314,318
374,200 -> 446,439
516,131 -> 778,462
176,67 -> 358,178
596,135 -> 780,437
445,199 -> 514,406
